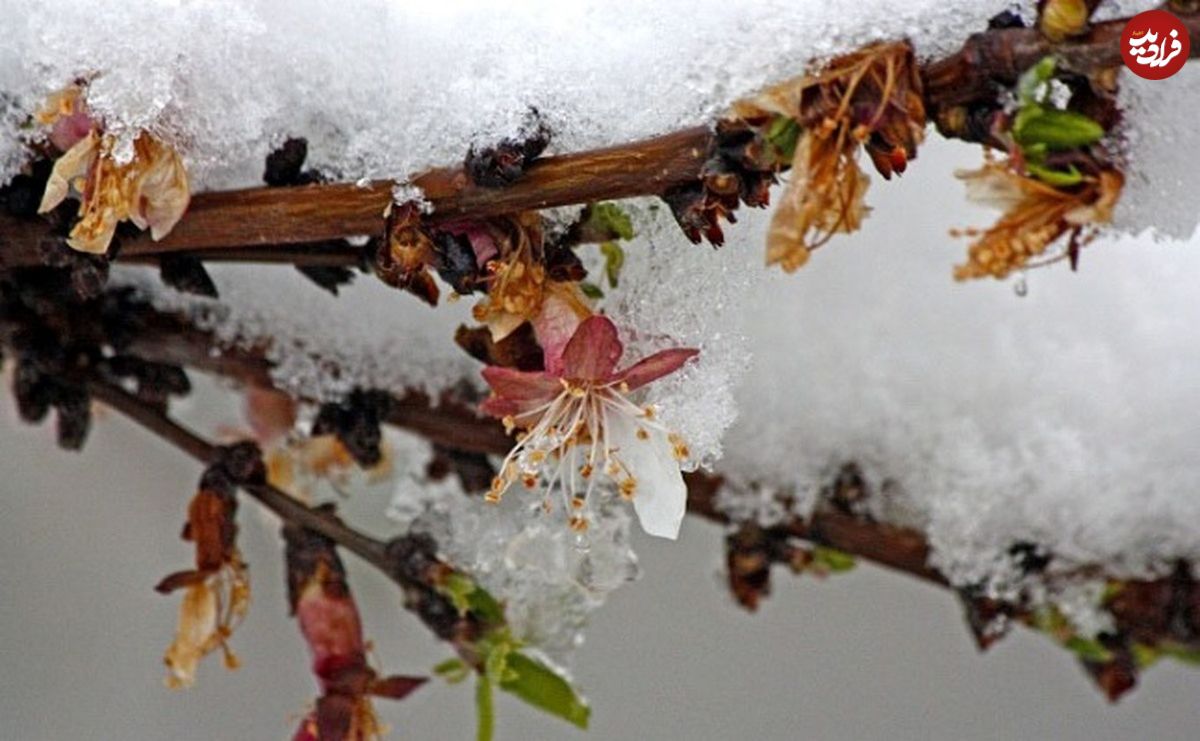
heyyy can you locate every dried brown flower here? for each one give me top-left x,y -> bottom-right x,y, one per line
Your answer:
37,85 -> 190,255
952,155 -> 1124,280
156,483 -> 249,689
733,41 -> 925,272
374,201 -> 440,305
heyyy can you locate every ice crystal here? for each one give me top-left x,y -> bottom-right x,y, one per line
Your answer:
386,431 -> 639,666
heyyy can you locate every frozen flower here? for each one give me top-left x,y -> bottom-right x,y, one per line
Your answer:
733,42 -> 925,272
481,315 -> 698,539
952,156 -> 1124,280
38,129 -> 190,254
156,485 -> 250,689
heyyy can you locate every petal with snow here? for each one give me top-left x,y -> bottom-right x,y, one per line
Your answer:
561,315 -> 622,381
606,412 -> 686,539
618,348 -> 699,391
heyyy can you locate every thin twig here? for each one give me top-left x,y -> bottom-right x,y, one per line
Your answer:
87,379 -> 388,565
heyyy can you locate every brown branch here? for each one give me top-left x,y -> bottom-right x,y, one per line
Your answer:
88,379 -> 387,564
2,7 -> 1196,268
84,377 -> 492,664
120,126 -> 713,258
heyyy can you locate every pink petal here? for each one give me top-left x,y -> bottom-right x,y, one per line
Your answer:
480,366 -> 560,419
617,348 -> 699,391
442,221 -> 498,266
49,110 -> 94,152
561,315 -> 623,381
533,292 -> 586,376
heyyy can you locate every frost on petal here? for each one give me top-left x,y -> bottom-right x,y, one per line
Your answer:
560,315 -> 623,381
618,348 -> 699,392
38,131 -> 98,214
607,412 -> 687,539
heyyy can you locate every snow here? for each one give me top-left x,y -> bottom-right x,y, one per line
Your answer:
0,0 -> 1019,190
5,0 -> 1200,648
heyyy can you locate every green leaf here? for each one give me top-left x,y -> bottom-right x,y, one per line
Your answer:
476,675 -> 495,741
434,657 -> 471,684
579,281 -> 604,299
1014,108 -> 1104,151
599,241 -> 625,288
499,651 -> 591,730
587,202 -> 635,241
438,573 -> 505,625
468,586 -> 506,626
441,573 -> 476,617
1065,636 -> 1114,663
1026,162 -> 1083,187
1017,56 -> 1057,106
765,115 -> 801,163
811,546 -> 856,573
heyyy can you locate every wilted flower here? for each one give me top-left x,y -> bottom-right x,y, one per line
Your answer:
375,201 -> 441,306
285,515 -> 426,740
37,86 -> 190,255
481,315 -> 698,539
156,483 -> 250,689
953,156 -> 1124,280
471,212 -> 551,341
733,41 -> 925,272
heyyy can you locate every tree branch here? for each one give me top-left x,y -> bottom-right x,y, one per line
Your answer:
1,7 -> 1195,268
85,377 -> 492,664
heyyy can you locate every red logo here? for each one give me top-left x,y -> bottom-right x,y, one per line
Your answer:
1121,10 -> 1190,80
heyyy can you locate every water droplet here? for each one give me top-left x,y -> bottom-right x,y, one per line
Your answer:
1013,276 -> 1028,297
572,531 -> 591,552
